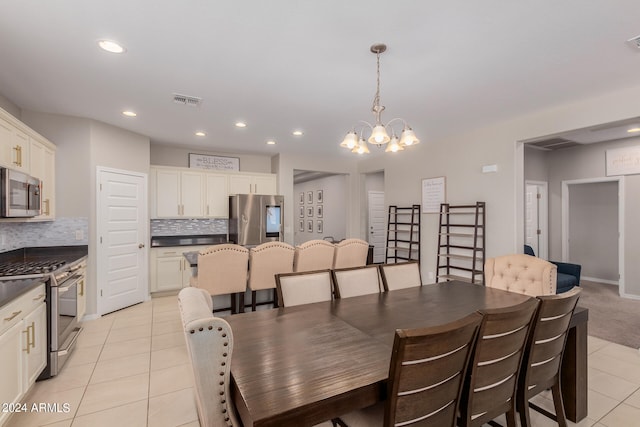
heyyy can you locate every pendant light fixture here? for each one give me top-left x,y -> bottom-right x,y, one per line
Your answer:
340,43 -> 420,154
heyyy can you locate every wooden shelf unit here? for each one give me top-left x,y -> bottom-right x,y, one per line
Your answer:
385,205 -> 421,264
436,202 -> 485,284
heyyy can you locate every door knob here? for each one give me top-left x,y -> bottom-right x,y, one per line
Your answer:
138,243 -> 145,249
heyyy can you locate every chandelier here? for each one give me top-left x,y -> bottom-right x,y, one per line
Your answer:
340,43 -> 420,154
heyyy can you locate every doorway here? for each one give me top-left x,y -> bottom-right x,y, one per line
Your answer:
367,191 -> 386,263
562,177 -> 625,295
96,167 -> 148,315
524,181 -> 548,259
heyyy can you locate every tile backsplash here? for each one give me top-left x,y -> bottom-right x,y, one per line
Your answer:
150,218 -> 228,236
0,217 -> 89,252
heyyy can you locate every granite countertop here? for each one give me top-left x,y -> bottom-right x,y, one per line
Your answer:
150,234 -> 228,248
0,245 -> 89,265
0,277 -> 47,309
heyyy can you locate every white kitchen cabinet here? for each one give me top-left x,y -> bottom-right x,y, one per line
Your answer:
152,168 -> 205,218
228,173 -> 277,195
29,136 -> 56,220
0,284 -> 46,426
0,116 -> 30,173
150,245 -> 207,293
77,273 -> 87,321
205,174 -> 228,217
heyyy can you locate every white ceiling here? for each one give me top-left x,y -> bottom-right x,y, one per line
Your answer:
1,1 -> 640,158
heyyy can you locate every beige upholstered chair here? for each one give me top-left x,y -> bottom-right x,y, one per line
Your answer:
332,238 -> 369,269
335,313 -> 483,427
294,240 -> 335,272
178,287 -> 240,427
275,269 -> 333,307
379,261 -> 422,291
248,241 -> 295,310
332,265 -> 381,298
190,244 -> 249,314
484,254 -> 557,296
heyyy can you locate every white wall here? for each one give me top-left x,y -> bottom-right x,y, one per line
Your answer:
524,146 -> 549,182
151,144 -> 273,173
0,94 -> 20,119
357,83 -> 640,297
293,174 -> 347,245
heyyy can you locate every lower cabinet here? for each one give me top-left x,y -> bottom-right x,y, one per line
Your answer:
150,246 -> 207,293
0,284 -> 47,426
77,272 -> 87,321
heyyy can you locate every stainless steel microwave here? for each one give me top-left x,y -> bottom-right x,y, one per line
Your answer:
0,167 -> 42,217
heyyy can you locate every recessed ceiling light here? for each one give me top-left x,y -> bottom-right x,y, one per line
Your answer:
292,130 -> 304,136
266,140 -> 276,145
122,111 -> 137,117
627,127 -> 640,133
235,122 -> 247,128
98,40 -> 126,54
195,131 -> 206,137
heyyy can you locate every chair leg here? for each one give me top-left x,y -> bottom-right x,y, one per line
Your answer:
505,407 -> 517,427
239,291 -> 245,313
273,289 -> 279,308
230,293 -> 237,314
251,290 -> 257,311
519,400 -> 532,427
551,382 -> 568,427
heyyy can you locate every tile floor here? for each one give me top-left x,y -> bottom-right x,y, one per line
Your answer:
5,295 -> 640,427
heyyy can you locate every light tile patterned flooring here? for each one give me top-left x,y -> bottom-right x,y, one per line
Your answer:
5,295 -> 640,426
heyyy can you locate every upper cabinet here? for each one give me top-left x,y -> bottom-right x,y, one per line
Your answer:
150,166 -> 276,219
0,108 -> 57,221
228,173 -> 277,195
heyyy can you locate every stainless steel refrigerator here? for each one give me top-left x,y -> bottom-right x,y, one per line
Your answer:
228,194 -> 284,246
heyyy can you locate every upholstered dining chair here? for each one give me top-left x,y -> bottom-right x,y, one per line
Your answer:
275,269 -> 333,307
332,238 -> 369,269
458,298 -> 539,427
178,287 -> 240,427
294,239 -> 336,272
379,261 -> 422,291
248,241 -> 295,310
517,288 -> 582,427
190,244 -> 249,314
332,265 -> 381,298
335,312 -> 483,427
484,254 -> 557,296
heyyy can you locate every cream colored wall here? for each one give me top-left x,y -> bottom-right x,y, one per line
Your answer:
0,93 -> 20,119
358,83 -> 640,297
150,144 -> 273,173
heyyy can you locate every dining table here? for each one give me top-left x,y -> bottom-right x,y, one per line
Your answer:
225,281 -> 588,427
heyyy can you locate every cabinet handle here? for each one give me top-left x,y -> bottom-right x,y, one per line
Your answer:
32,293 -> 45,301
30,322 -> 36,349
44,199 -> 50,215
79,280 -> 84,297
4,310 -> 22,322
23,329 -> 31,354
13,145 -> 22,167
207,205 -> 210,216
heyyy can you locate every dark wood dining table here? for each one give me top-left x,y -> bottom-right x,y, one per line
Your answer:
225,281 -> 588,427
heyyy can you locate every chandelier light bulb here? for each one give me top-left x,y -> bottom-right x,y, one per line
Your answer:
340,131 -> 358,149
369,124 -> 390,145
385,135 -> 404,152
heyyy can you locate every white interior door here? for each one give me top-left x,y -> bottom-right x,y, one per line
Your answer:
524,181 -> 548,259
97,167 -> 148,315
367,191 -> 386,263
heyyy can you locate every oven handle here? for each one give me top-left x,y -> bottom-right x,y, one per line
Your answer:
57,327 -> 82,357
57,275 -> 82,294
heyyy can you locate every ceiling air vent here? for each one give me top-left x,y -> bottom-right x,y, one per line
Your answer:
626,35 -> 640,49
172,93 -> 203,107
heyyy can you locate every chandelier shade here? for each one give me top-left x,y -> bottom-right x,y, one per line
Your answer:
341,43 -> 420,154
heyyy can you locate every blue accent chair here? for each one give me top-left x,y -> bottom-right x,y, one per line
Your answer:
524,245 -> 581,294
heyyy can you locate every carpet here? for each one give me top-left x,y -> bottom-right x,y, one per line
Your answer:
578,280 -> 640,349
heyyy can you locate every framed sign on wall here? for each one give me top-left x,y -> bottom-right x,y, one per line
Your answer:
421,176 -> 446,213
189,153 -> 240,171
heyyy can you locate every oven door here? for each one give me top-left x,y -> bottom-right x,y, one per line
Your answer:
50,274 -> 83,376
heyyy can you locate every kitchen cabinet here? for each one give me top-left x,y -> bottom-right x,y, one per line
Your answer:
0,116 -> 30,173
152,168 -> 205,218
205,173 -> 228,217
29,136 -> 56,220
228,173 -> 277,195
0,284 -> 47,426
77,272 -> 87,321
150,245 -> 207,292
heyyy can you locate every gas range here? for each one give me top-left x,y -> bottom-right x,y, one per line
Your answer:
0,259 -> 67,278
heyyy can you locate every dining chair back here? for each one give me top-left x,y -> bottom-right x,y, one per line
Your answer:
190,243 -> 249,314
459,298 -> 539,427
178,287 -> 239,427
294,240 -> 335,272
248,241 -> 295,310
485,253 -> 557,296
379,261 -> 422,291
332,265 -> 381,298
517,288 -> 582,427
335,312 -> 483,427
332,238 -> 369,269
275,269 -> 333,307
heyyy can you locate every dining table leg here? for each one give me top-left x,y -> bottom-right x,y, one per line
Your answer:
561,317 -> 588,422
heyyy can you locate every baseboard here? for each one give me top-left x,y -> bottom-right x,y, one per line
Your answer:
620,292 -> 640,301
581,276 -> 619,286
